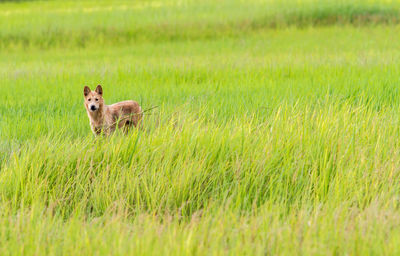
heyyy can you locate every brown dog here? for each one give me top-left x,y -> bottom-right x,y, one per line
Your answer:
83,85 -> 142,135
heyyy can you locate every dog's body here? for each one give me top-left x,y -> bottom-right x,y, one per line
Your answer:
84,85 -> 142,135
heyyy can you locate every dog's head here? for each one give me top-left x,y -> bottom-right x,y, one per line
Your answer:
83,85 -> 104,112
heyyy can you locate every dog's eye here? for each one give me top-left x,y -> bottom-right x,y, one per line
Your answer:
95,98 -> 99,101
88,99 -> 91,101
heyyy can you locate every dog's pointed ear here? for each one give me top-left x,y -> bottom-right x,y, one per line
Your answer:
95,85 -> 103,95
84,86 -> 91,97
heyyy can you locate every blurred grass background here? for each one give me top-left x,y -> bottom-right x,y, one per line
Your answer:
1,0 -> 400,49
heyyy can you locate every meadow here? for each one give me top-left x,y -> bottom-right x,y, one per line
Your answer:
2,0 -> 400,255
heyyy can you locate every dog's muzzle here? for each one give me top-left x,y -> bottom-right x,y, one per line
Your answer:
90,105 -> 97,111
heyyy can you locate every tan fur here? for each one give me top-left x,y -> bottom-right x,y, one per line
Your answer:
83,85 -> 142,135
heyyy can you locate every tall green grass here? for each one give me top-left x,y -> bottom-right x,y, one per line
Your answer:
2,0 -> 400,255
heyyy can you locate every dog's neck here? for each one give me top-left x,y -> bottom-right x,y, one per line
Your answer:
88,104 -> 106,127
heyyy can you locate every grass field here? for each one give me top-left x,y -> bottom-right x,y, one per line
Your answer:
2,0 -> 400,255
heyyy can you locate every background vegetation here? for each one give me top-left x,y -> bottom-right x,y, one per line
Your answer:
1,0 -> 400,255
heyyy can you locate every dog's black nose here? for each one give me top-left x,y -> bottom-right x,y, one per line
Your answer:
90,105 -> 96,111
